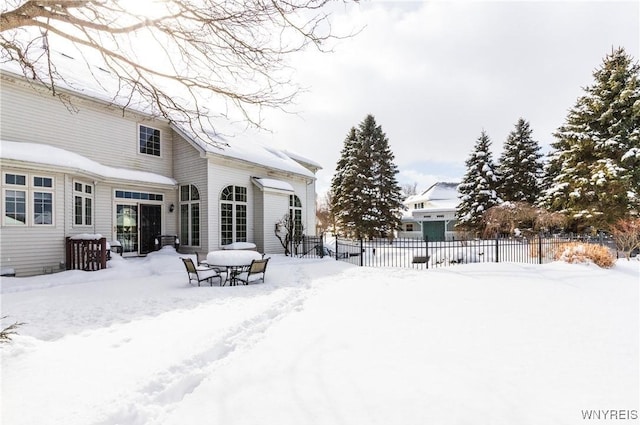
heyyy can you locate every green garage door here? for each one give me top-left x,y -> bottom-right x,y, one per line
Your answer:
422,221 -> 445,242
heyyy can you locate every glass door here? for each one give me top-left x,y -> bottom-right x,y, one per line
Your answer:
139,204 -> 162,254
116,204 -> 138,256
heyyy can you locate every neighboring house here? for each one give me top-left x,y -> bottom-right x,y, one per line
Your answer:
0,61 -> 319,276
398,182 -> 461,241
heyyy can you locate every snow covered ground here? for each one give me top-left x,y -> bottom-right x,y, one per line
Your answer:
1,248 -> 638,425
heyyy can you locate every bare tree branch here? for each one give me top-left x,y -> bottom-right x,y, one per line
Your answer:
1,0 -> 355,145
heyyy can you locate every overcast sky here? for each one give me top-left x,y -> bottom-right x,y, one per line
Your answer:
259,0 -> 639,196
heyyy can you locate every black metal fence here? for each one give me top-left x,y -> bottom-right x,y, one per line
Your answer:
295,234 -> 618,269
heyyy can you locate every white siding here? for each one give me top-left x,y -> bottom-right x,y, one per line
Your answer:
289,178 -> 317,236
0,76 -> 173,177
173,135 -> 208,252
261,191 -> 290,254
206,161 -> 256,250
205,156 -> 316,255
0,76 -> 178,275
252,186 -> 265,252
0,168 -> 66,276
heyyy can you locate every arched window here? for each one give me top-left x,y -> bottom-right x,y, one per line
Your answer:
289,194 -> 303,238
220,185 -> 247,245
180,184 -> 200,246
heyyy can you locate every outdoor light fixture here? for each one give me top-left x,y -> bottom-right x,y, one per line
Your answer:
169,203 -> 175,213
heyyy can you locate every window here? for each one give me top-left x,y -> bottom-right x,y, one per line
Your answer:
139,125 -> 161,156
74,181 -> 94,226
414,202 -> 424,209
289,194 -> 303,238
2,173 -> 54,226
115,190 -> 163,201
5,174 -> 26,186
33,192 -> 53,225
220,185 -> 247,245
406,223 -> 414,232
180,184 -> 200,246
4,189 -> 26,225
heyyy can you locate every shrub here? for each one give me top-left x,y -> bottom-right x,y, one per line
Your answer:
0,316 -> 25,344
610,218 -> 640,260
553,242 -> 615,268
482,202 -> 567,238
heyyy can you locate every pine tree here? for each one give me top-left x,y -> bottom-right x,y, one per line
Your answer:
542,47 -> 640,230
497,118 -> 543,203
330,115 -> 404,239
456,130 -> 501,233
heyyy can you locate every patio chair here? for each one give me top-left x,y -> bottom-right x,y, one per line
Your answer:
234,258 -> 270,285
181,257 -> 223,287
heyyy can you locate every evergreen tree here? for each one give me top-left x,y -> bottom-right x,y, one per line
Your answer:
456,130 -> 501,233
497,118 -> 543,203
542,47 -> 640,230
330,115 -> 404,238
330,127 -> 364,237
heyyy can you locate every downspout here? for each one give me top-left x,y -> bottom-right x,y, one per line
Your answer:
93,180 -> 98,235
306,177 -> 313,236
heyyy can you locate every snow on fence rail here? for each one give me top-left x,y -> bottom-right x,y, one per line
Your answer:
296,235 -> 617,269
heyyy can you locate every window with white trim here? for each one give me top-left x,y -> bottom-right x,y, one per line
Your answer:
139,124 -> 161,156
2,172 -> 54,226
220,185 -> 247,245
74,181 -> 94,226
33,176 -> 53,225
289,194 -> 303,238
180,184 -> 200,246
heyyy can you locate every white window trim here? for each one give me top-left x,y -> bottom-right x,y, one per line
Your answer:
2,188 -> 27,226
137,124 -> 163,158
2,172 -> 55,226
219,185 -> 248,245
32,190 -> 55,226
180,184 -> 201,247
73,180 -> 94,227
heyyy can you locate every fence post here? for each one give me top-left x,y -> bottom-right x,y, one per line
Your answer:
495,234 -> 499,263
538,233 -> 543,264
360,238 -> 364,267
335,236 -> 339,261
425,236 -> 429,269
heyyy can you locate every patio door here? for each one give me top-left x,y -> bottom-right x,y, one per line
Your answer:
115,203 -> 162,256
140,204 -> 162,254
116,204 -> 138,256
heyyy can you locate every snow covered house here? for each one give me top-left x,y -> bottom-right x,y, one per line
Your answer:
0,60 -> 319,276
399,182 -> 461,241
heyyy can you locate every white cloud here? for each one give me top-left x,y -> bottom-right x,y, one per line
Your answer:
262,1 -> 639,195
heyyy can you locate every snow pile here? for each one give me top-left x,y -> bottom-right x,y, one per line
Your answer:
1,252 -> 638,425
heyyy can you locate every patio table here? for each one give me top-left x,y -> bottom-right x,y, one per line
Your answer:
206,250 -> 263,286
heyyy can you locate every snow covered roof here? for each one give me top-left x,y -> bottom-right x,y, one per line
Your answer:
283,150 -> 322,171
251,177 -> 294,193
0,140 -> 177,187
1,48 -> 319,180
174,125 -> 316,179
404,182 -> 461,211
1,49 -> 155,116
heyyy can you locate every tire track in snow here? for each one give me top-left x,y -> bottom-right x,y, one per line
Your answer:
94,262 -> 314,425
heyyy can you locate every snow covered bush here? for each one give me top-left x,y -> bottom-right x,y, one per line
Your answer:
553,243 -> 615,268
